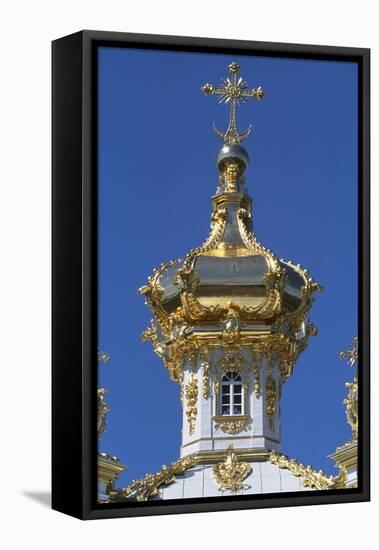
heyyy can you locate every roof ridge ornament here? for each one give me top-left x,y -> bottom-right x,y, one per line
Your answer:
202,61 -> 264,145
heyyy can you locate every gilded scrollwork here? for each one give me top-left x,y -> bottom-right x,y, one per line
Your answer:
200,347 -> 212,399
220,305 -> 241,346
339,336 -> 358,440
116,455 -> 196,501
344,380 -> 358,440
339,335 -> 358,367
268,450 -> 341,490
253,365 -> 260,397
265,375 -> 277,431
185,374 -> 198,435
213,445 -> 251,492
213,415 -> 251,434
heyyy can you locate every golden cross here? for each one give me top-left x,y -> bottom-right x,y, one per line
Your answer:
202,62 -> 264,145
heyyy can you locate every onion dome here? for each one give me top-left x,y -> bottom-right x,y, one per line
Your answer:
139,142 -> 321,334
139,62 -> 321,380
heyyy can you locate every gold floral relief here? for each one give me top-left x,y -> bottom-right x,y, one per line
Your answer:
213,445 -> 251,493
185,374 -> 198,435
213,415 -> 251,434
265,375 -> 277,431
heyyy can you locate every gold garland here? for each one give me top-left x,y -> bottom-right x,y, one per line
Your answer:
116,455 -> 196,501
268,451 -> 336,490
265,375 -> 277,431
213,415 -> 251,434
185,374 -> 198,434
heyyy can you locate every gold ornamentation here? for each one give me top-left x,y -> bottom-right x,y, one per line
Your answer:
329,439 -> 357,486
217,348 -> 244,373
339,335 -> 358,367
269,451 -> 336,490
202,62 -> 264,145
185,374 -> 198,435
200,347 -> 212,399
213,415 -> 251,434
115,450 -> 273,502
97,388 -> 110,439
253,365 -> 260,397
141,319 -> 166,358
141,315 -> 195,383
339,336 -> 358,440
117,455 -> 196,501
344,379 -> 358,440
97,350 -> 111,439
213,445 -> 251,492
220,305 -> 241,346
331,466 -> 348,489
224,162 -> 240,192
97,453 -> 126,503
265,375 -> 277,431
251,349 -> 261,397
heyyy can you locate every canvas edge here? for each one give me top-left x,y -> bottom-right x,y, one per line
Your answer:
52,30 -> 370,520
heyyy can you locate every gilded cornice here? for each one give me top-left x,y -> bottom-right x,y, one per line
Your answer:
97,453 -> 126,485
141,314 -> 318,384
329,439 -> 358,472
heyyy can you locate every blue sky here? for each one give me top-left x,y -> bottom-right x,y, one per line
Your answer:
98,46 -> 358,484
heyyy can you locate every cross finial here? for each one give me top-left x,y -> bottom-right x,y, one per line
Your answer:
202,62 -> 264,145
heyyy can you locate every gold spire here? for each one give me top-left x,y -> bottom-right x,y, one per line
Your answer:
202,61 -> 264,145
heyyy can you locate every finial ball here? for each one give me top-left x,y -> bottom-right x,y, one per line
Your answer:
217,144 -> 249,174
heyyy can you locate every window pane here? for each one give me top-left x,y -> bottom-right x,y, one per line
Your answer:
234,394 -> 242,404
233,373 -> 241,381
233,405 -> 242,415
222,385 -> 230,394
222,395 -> 230,404
234,385 -> 242,394
222,406 -> 230,415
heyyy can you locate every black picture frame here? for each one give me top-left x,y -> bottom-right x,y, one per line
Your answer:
52,30 -> 370,520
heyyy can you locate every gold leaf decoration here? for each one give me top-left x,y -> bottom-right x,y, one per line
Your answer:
269,450 -> 336,490
117,455 -> 196,501
213,445 -> 251,492
265,375 -> 277,431
185,374 -> 198,435
213,415 -> 251,434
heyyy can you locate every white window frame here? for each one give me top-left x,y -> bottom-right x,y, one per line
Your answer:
220,371 -> 244,416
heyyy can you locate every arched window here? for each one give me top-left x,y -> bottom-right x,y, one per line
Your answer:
221,371 -> 243,416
